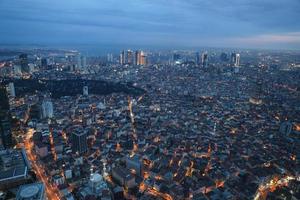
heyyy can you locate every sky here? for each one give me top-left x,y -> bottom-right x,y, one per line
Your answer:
0,0 -> 300,51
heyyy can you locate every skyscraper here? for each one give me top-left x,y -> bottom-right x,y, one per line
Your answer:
195,52 -> 201,65
230,53 -> 240,67
127,50 -> 133,65
235,53 -> 240,67
41,58 -> 48,69
119,50 -> 125,65
140,51 -> 146,66
72,131 -> 88,154
201,52 -> 208,68
135,51 -> 139,65
77,56 -> 82,70
0,86 -> 12,149
19,54 -> 29,73
107,53 -> 113,63
135,50 -> 146,65
81,56 -> 87,69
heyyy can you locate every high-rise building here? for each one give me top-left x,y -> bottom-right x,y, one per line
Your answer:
41,58 -> 48,69
231,53 -> 236,64
135,51 -> 139,65
41,99 -> 53,119
201,52 -> 208,67
8,82 -> 16,97
127,50 -> 133,65
231,53 -> 240,67
140,52 -> 146,66
195,52 -> 201,65
72,131 -> 88,154
0,86 -> 12,149
19,54 -> 29,73
107,53 -> 113,63
119,50 -> 125,65
81,56 -> 87,69
235,53 -> 240,67
77,56 -> 82,70
135,50 -> 146,65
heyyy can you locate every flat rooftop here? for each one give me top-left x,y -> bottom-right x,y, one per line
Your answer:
0,148 -> 30,183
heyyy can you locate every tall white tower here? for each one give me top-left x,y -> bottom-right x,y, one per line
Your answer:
235,54 -> 240,67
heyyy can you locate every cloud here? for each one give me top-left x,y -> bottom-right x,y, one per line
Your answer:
0,0 -> 299,49
231,32 -> 300,44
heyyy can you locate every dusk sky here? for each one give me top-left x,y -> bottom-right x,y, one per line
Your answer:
1,0 -> 300,50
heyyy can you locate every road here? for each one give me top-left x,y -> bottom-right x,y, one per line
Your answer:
24,128 -> 61,200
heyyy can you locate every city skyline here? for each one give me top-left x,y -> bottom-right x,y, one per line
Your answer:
0,0 -> 300,50
0,1 -> 299,200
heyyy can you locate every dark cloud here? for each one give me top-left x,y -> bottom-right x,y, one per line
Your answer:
0,0 -> 299,49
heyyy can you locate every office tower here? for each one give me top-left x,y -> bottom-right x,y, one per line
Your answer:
8,82 -> 15,97
195,52 -> 201,65
231,53 -> 240,67
135,50 -> 146,65
231,53 -> 237,64
127,50 -> 133,65
231,53 -> 236,64
119,50 -> 125,65
16,182 -> 45,200
107,53 -> 113,63
140,51 -> 146,65
81,56 -> 87,69
135,50 -> 139,65
201,52 -> 208,67
19,54 -> 29,73
77,56 -> 82,70
41,58 -> 48,69
235,53 -> 240,66
0,86 -> 12,149
72,131 -> 88,154
41,99 -> 53,119
83,86 -> 89,96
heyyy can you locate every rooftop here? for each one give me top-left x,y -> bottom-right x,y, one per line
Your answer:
16,182 -> 45,200
0,148 -> 30,183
